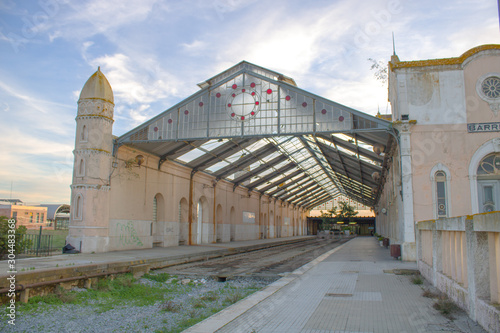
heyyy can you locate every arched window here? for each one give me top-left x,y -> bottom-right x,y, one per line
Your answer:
73,194 -> 83,220
81,125 -> 88,142
78,158 -> 85,177
477,152 -> 500,213
430,164 -> 451,219
435,171 -> 447,218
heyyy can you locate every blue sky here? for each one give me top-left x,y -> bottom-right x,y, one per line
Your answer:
0,0 -> 498,204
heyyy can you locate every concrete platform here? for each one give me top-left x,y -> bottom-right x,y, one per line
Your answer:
185,237 -> 485,333
0,236 -> 313,290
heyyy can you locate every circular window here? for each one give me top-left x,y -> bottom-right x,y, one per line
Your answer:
481,76 -> 500,99
477,73 -> 500,103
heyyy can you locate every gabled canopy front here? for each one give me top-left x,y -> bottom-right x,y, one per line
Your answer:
117,61 -> 394,209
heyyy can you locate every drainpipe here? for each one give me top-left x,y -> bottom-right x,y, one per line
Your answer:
258,194 -> 262,239
188,170 -> 196,245
213,181 -> 217,243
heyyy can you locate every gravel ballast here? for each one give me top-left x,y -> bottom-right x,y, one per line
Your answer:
1,274 -> 278,333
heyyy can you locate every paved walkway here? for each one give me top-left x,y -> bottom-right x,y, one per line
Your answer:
185,237 -> 483,333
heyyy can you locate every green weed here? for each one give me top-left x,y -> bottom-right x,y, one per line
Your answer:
143,273 -> 171,283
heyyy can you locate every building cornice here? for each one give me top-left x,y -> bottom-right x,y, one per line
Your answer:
74,148 -> 112,156
71,184 -> 111,191
390,44 -> 500,71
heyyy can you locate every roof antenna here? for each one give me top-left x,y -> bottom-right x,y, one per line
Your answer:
392,32 -> 396,55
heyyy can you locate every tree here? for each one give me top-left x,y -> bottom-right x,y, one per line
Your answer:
319,206 -> 337,231
368,58 -> 388,84
336,201 -> 358,222
0,216 -> 31,259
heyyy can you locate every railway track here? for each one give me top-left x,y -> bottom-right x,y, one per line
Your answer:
157,237 -> 351,279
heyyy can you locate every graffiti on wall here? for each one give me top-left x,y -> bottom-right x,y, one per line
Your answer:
116,221 -> 144,246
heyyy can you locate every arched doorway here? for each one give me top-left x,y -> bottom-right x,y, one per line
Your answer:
469,139 -> 500,213
197,196 -> 209,244
216,204 -> 223,243
153,193 -> 165,247
178,198 -> 188,245
230,206 -> 236,241
477,152 -> 500,213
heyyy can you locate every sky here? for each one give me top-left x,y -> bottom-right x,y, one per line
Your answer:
0,0 -> 498,204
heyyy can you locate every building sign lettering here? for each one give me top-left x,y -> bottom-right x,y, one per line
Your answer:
467,122 -> 500,133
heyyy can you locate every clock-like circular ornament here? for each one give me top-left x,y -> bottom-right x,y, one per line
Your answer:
225,84 -> 261,121
476,73 -> 500,115
481,76 -> 500,99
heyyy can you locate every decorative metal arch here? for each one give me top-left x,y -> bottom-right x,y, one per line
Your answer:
116,61 -> 395,209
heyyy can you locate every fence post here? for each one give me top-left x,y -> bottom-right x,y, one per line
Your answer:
36,226 -> 42,256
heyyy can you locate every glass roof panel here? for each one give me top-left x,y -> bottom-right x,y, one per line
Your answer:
176,148 -> 204,163
205,161 -> 229,173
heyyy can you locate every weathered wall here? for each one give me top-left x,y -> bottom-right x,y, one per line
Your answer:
105,145 -> 307,251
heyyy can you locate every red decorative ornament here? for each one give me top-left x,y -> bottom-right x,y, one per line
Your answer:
321,109 -> 327,114
154,127 -> 158,132
232,93 -> 236,97
228,103 -> 232,107
168,119 -> 173,124
285,95 -> 291,101
241,116 -> 245,120
232,84 -> 237,89
255,101 -> 259,105
250,82 -> 256,88
199,102 -> 204,107
251,92 -> 256,96
242,89 -> 246,93
251,111 -> 255,116
302,102 -> 307,107
184,110 -> 189,115
339,116 -> 344,122
216,93 -> 221,98
231,113 -> 235,117
267,89 -> 273,94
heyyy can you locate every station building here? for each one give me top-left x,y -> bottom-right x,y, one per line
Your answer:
376,44 -> 500,260
67,44 -> 500,261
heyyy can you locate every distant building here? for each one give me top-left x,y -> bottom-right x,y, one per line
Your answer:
0,199 -> 23,205
0,202 -> 48,228
38,204 -> 71,229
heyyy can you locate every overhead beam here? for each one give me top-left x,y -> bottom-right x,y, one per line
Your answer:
232,155 -> 288,188
213,142 -> 277,179
246,163 -> 298,191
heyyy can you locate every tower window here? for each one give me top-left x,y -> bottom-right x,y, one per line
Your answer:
78,158 -> 85,177
81,125 -> 88,142
74,194 -> 83,220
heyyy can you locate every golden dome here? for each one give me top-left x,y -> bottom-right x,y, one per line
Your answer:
79,67 -> 114,104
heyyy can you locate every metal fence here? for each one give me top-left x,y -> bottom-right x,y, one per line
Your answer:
18,233 -> 54,257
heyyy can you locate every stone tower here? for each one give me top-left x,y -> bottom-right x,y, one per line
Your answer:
67,67 -> 114,253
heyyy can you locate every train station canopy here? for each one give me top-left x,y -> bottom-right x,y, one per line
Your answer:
117,61 -> 395,210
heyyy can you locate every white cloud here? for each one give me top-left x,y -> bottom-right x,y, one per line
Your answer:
182,40 -> 207,52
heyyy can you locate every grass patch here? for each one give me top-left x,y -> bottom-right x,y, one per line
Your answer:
199,291 -> 219,302
411,275 -> 423,285
160,300 -> 181,313
143,273 -> 172,283
18,273 -> 170,314
27,229 -> 68,250
422,289 -> 440,298
433,297 -> 459,319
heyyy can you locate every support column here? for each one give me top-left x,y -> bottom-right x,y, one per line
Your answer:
396,122 -> 416,261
